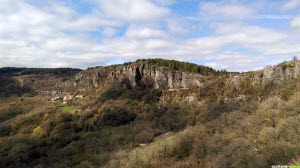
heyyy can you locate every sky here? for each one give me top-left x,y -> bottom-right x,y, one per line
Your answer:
1,0 -> 300,72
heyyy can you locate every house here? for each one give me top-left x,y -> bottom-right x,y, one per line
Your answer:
63,95 -> 73,101
50,96 -> 63,102
75,94 -> 84,99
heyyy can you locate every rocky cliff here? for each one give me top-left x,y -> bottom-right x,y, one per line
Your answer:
107,63 -> 203,89
56,60 -> 300,100
2,59 -> 300,102
68,62 -> 204,91
262,61 -> 300,85
227,60 -> 300,90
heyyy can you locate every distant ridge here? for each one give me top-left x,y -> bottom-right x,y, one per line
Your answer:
0,67 -> 81,76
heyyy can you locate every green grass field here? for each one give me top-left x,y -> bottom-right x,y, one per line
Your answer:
57,103 -> 75,112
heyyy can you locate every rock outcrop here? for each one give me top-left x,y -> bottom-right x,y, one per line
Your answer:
262,61 -> 300,85
107,63 -> 203,89
70,68 -> 110,89
68,62 -> 204,90
227,61 -> 300,90
61,60 -> 300,96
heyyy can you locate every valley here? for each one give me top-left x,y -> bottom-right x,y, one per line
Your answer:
0,59 -> 300,168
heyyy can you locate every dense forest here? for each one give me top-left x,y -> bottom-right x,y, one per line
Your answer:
86,58 -> 227,76
125,58 -> 228,75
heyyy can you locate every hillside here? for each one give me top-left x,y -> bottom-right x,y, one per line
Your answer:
0,68 -> 81,98
0,59 -> 300,168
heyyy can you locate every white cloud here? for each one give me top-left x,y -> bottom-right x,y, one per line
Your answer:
151,0 -> 176,6
212,23 -> 286,44
145,39 -> 171,49
291,15 -> 300,28
0,0 -> 123,68
60,12 -> 121,31
41,36 -> 92,51
199,2 -> 254,20
228,26 -> 286,44
167,19 -> 188,35
1,0 -> 300,72
51,4 -> 75,16
282,0 -> 300,10
125,26 -> 167,39
93,21 -> 288,71
102,27 -> 117,37
255,14 -> 292,20
98,0 -> 170,22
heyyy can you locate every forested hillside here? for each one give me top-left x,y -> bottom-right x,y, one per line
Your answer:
132,58 -> 227,75
0,67 -> 81,76
0,59 -> 299,168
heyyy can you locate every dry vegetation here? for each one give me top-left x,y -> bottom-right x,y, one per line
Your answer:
103,93 -> 300,168
0,62 -> 300,168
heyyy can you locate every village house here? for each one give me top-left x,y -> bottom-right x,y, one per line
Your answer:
75,94 -> 84,99
63,95 -> 73,101
49,96 -> 63,102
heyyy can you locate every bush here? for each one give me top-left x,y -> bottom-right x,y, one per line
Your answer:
50,122 -> 78,147
33,126 -> 42,135
99,107 -> 136,126
0,103 -> 24,122
98,78 -> 162,104
151,106 -> 187,132
3,136 -> 44,167
135,130 -> 154,143
0,124 -> 12,137
263,142 -> 298,166
200,101 -> 240,123
171,135 -> 194,160
194,143 -> 206,159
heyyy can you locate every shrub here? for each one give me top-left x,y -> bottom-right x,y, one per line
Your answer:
99,107 -> 136,126
33,126 -> 42,135
194,143 -> 206,159
50,122 -> 78,147
290,156 -> 300,165
263,142 -> 298,166
171,135 -> 194,160
0,103 -> 24,122
57,113 -> 74,123
5,136 -> 44,167
135,129 -> 154,144
200,101 -> 240,123
98,78 -> 161,104
151,106 -> 187,132
43,113 -> 49,121
0,124 -> 12,137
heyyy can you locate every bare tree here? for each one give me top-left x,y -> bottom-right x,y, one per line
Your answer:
293,56 -> 298,61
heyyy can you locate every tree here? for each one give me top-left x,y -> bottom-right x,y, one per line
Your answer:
293,56 -> 298,62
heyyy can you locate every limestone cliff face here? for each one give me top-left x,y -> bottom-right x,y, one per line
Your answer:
74,71 -> 103,88
69,68 -> 110,89
69,63 -> 203,91
107,63 -> 203,89
106,61 -> 299,91
59,60 -> 300,96
262,61 -> 300,85
227,61 -> 300,89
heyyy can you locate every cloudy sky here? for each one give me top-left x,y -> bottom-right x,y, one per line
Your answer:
1,0 -> 300,71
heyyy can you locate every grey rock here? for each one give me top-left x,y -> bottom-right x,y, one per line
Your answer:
107,63 -> 203,89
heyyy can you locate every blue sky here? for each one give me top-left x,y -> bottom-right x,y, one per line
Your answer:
1,0 -> 300,71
